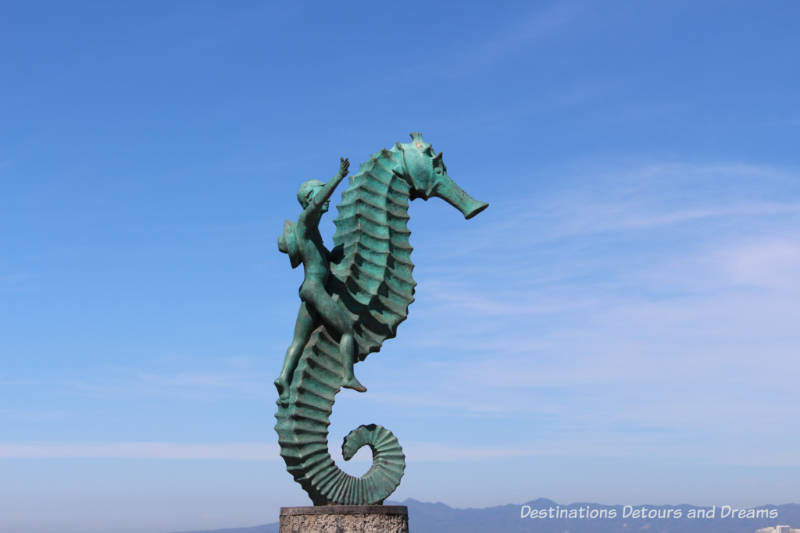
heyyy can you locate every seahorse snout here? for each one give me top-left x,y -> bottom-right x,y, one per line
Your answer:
431,173 -> 489,219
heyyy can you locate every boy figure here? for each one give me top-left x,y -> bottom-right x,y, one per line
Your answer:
275,157 -> 365,402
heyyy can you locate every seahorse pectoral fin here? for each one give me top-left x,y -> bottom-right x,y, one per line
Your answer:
430,172 -> 489,219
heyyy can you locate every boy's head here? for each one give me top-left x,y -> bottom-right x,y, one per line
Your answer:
297,180 -> 327,211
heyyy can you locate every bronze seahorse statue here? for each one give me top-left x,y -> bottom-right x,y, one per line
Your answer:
275,133 -> 488,505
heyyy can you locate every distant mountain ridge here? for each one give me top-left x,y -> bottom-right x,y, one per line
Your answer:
173,498 -> 800,533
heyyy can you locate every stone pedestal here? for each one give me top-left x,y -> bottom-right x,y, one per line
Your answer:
279,505 -> 408,533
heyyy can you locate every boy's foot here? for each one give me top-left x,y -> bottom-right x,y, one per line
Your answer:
274,377 -> 290,402
342,376 -> 367,393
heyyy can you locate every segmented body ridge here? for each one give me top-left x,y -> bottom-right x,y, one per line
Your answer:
331,146 -> 416,358
274,146 -> 412,505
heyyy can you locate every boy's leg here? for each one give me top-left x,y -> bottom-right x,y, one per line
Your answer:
299,281 -> 365,392
275,301 -> 315,401
300,280 -> 351,333
340,333 -> 366,392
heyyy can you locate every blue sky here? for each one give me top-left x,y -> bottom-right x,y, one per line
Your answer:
2,1 -> 800,532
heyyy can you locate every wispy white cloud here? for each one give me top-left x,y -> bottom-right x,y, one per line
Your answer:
0,441 -> 279,461
41,355 -> 277,401
5,438 -> 794,467
717,239 -> 800,291
135,371 -> 257,389
405,439 -> 800,467
467,3 -> 581,67
418,3 -> 582,79
383,161 -> 800,465
591,202 -> 800,232
451,162 -> 800,249
422,280 -> 598,317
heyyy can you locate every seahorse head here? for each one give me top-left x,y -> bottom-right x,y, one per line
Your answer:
396,132 -> 488,219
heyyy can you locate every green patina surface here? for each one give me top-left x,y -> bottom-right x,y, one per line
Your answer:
274,133 -> 488,505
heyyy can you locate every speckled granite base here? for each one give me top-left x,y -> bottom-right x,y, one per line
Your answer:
279,505 -> 408,533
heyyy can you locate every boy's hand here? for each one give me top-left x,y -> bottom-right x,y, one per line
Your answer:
339,157 -> 350,177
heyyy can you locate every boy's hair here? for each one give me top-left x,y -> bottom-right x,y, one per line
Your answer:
297,180 -> 324,208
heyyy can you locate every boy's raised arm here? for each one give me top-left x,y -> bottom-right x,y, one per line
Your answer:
306,157 -> 350,213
